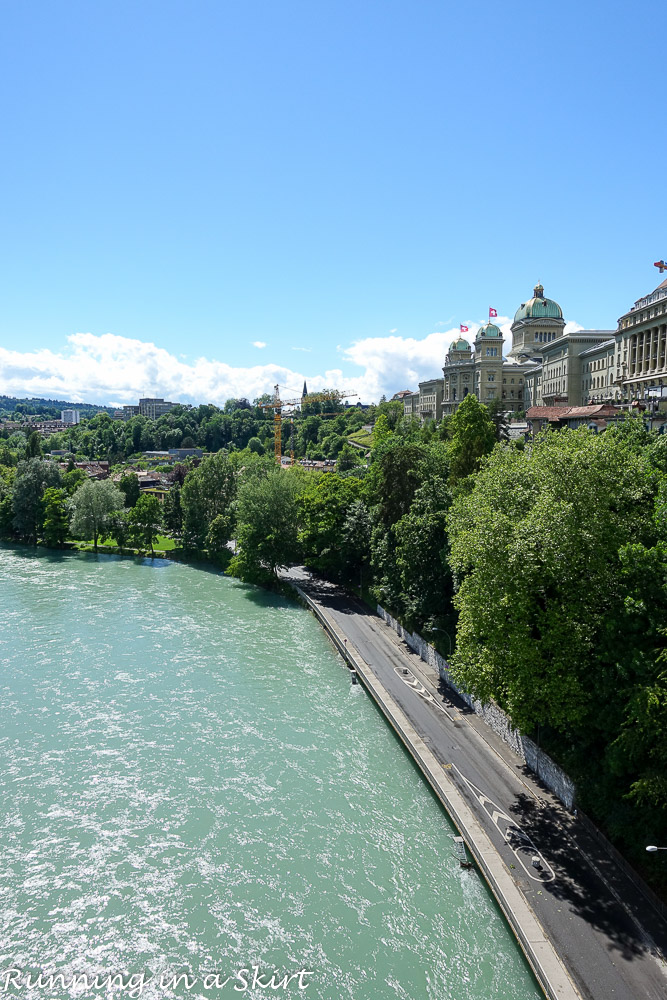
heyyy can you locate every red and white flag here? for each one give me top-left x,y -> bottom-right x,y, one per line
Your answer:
489,307 -> 497,318
460,324 -> 469,333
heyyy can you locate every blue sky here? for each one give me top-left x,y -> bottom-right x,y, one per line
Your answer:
0,0 -> 665,404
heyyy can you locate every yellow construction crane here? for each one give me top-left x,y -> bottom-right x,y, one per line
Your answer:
260,384 -> 357,465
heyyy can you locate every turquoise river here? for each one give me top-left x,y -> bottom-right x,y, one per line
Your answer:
0,547 -> 542,1000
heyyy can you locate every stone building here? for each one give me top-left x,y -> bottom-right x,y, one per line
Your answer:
617,276 -> 667,403
404,276 -> 667,422
523,273 -> 667,408
417,377 -> 444,422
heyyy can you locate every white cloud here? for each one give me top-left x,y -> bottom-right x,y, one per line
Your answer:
291,346 -> 311,353
390,328 -> 397,333
0,332 -> 372,406
0,316 -> 585,409
340,326 -> 480,398
252,341 -> 267,349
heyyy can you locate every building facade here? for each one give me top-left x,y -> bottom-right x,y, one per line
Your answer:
115,397 -> 176,420
617,276 -> 667,403
403,273 -> 667,421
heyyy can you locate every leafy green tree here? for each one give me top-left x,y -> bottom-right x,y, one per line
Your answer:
119,471 -> 141,508
229,468 -> 305,581
61,467 -> 87,495
394,475 -> 453,633
446,394 -> 496,483
181,452 -> 236,550
486,398 -> 510,442
26,430 -> 42,458
367,440 -> 429,529
162,483 -> 183,539
0,444 -> 16,467
41,487 -> 70,547
106,508 -> 130,552
127,494 -> 162,556
447,427 -> 659,735
341,499 -> 372,588
69,478 -> 125,551
0,469 -> 16,537
247,436 -> 265,455
372,413 -> 391,447
336,442 -> 360,472
299,474 -> 362,578
12,458 -> 62,543
207,511 -> 235,555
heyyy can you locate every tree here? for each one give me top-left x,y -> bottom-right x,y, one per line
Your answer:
12,458 -> 62,543
119,472 -> 140,508
247,436 -> 265,456
26,430 -> 42,458
486,398 -> 510,442
41,487 -> 69,548
341,499 -> 372,587
394,475 -> 453,633
162,483 -> 183,539
446,394 -> 497,483
61,467 -> 87,495
127,494 -> 162,556
69,478 -> 125,551
367,440 -> 430,529
447,427 -> 660,735
372,413 -> 391,447
181,452 -> 236,550
299,474 -> 362,579
207,511 -> 234,556
228,468 -> 304,581
106,508 -> 129,553
336,443 -> 360,473
0,469 -> 16,537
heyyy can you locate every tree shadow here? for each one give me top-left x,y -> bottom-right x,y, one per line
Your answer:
507,790 -> 667,962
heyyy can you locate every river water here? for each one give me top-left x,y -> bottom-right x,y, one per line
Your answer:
0,546 -> 541,1000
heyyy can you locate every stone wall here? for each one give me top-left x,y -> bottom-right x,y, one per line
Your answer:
376,605 -> 576,811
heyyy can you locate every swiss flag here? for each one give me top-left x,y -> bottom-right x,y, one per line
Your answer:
460,324 -> 469,333
489,307 -> 498,318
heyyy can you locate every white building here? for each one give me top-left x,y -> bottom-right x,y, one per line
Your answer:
61,409 -> 81,425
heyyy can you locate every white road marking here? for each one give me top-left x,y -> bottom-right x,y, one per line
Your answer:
451,765 -> 555,883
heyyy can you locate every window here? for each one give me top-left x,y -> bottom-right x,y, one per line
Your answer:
488,373 -> 495,382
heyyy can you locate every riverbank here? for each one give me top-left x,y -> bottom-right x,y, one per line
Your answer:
283,567 -> 667,1000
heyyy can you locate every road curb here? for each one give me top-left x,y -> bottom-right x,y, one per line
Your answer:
290,580 -> 582,1000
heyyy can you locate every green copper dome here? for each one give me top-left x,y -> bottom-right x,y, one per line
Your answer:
514,283 -> 563,322
453,337 -> 470,350
477,322 -> 501,338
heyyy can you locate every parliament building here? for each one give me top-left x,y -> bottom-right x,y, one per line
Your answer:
403,273 -> 667,420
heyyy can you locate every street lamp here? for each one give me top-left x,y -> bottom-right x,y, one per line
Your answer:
429,626 -> 453,658
646,846 -> 667,852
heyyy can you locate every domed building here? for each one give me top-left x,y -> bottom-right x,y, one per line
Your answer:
509,283 -> 565,361
406,279 -> 619,422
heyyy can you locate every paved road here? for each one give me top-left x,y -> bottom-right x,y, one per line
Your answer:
285,568 -> 667,1000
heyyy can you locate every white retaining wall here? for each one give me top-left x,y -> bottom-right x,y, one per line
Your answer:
376,605 -> 576,811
